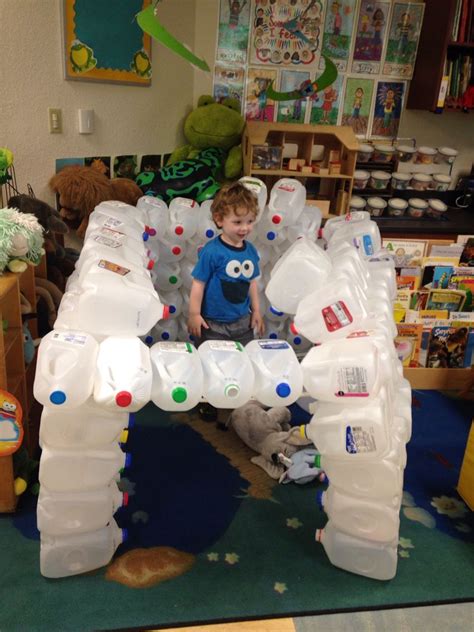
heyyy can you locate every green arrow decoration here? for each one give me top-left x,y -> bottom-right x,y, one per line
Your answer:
137,4 -> 210,72
267,55 -> 338,101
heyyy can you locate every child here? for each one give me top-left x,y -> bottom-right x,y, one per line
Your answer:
188,182 -> 264,421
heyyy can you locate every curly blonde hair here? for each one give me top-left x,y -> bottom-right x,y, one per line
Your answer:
211,182 -> 259,226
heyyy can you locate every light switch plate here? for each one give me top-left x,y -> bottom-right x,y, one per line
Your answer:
48,108 -> 62,133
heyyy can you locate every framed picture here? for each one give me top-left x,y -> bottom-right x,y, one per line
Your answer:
341,77 -> 375,137
244,67 -> 277,122
63,0 -> 152,85
352,0 -> 391,75
370,80 -> 406,138
383,2 -> 425,78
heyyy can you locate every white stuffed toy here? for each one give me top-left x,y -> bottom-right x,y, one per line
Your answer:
0,207 -> 44,274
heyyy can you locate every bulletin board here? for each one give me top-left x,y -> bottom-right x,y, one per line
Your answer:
63,0 -> 152,85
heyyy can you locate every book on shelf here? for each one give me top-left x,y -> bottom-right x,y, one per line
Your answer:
382,239 -> 427,267
426,325 -> 471,369
426,288 -> 467,312
458,0 -> 471,42
395,324 -> 423,367
452,0 -> 463,41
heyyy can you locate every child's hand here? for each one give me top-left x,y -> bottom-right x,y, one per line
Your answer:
188,314 -> 209,338
251,311 -> 265,336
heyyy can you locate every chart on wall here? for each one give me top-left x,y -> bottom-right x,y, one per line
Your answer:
212,0 -> 426,139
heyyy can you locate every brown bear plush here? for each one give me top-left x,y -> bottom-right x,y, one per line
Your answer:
49,165 -> 142,238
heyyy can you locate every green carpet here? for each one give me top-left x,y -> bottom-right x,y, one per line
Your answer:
1,391 -> 473,632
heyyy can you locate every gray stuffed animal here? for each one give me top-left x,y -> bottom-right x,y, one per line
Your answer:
228,400 -> 313,479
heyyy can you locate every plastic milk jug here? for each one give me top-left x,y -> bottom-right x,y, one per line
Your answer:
305,387 -> 392,460
177,317 -> 196,345
328,219 -> 382,259
317,487 -> 400,543
286,205 -> 322,242
300,335 -> 393,402
81,228 -> 155,271
366,254 -> 397,300
39,402 -> 128,449
323,211 -> 371,242
85,204 -> 146,243
159,288 -> 183,319
40,518 -> 126,578
239,176 -> 268,218
198,340 -> 255,408
144,317 -> 179,344
293,276 -> 368,344
179,257 -> 195,291
67,252 -> 152,292
93,336 -> 152,412
256,214 -> 288,250
264,319 -> 288,340
34,330 -> 99,408
137,195 -> 169,239
150,341 -> 204,411
268,178 -> 305,227
157,234 -> 186,263
327,242 -> 370,292
192,199 -> 220,243
39,441 -> 130,493
265,238 -> 332,314
315,521 -> 398,581
55,264 -> 169,337
152,260 -> 183,291
265,300 -> 288,323
37,483 -> 127,536
285,320 -> 313,354
167,197 -> 199,240
245,340 -> 303,407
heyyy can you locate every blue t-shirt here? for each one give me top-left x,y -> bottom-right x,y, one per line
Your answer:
192,236 -> 260,322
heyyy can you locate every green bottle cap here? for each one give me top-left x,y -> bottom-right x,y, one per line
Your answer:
171,387 -> 187,403
169,275 -> 178,284
314,454 -> 321,468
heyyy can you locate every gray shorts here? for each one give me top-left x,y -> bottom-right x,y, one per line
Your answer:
195,314 -> 254,348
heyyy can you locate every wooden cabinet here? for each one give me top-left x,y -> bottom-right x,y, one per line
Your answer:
408,0 -> 474,111
243,122 -> 359,216
0,265 -> 41,512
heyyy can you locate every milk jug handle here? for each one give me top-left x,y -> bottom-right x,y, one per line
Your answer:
250,353 -> 274,382
153,357 -> 172,382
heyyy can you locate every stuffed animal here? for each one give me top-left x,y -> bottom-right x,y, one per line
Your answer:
228,401 -> 313,479
0,207 -> 44,274
135,95 -> 245,203
49,165 -> 143,238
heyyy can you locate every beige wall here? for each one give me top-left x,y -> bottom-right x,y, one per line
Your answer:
0,0 -> 197,205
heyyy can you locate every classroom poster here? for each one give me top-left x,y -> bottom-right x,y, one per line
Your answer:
216,0 -> 251,65
250,0 -> 323,66
244,67 -> 277,121
320,0 -> 358,72
276,70 -> 311,123
383,2 -> 425,78
341,77 -> 374,136
310,73 -> 344,125
213,63 -> 245,106
352,0 -> 391,74
370,80 -> 406,138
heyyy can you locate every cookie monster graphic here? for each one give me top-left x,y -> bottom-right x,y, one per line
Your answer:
192,237 -> 260,323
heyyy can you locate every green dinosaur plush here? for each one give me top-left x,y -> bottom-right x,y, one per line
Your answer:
167,95 -> 245,180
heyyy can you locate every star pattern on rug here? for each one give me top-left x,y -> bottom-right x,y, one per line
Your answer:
207,552 -> 219,561
398,537 -> 414,549
286,517 -> 302,529
274,582 -> 288,594
431,496 -> 468,519
399,549 -> 410,558
225,553 -> 240,565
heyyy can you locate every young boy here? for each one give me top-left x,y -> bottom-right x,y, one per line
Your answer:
188,182 -> 264,420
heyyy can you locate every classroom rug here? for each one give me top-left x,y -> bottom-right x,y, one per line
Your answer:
1,390 -> 473,632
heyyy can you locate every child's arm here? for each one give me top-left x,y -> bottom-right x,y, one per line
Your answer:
249,279 -> 265,335
188,279 -> 209,338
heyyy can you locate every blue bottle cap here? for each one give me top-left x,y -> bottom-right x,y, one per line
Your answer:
121,528 -> 129,543
269,333 -> 277,339
269,305 -> 284,316
169,304 -> 176,314
267,231 -> 276,241
205,229 -> 214,238
145,335 -> 153,345
162,331 -> 170,340
142,232 -> 149,241
124,453 -> 132,469
276,382 -> 291,398
294,336 -> 302,345
316,490 -> 324,509
49,390 -> 66,405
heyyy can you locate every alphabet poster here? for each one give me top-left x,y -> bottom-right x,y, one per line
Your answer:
352,0 -> 391,74
383,2 -> 425,78
370,80 -> 406,138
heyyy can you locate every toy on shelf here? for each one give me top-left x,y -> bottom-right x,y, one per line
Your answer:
0,148 -> 14,185
49,166 -> 142,238
0,206 -> 44,274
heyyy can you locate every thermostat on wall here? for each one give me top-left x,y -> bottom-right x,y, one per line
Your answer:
78,109 -> 94,134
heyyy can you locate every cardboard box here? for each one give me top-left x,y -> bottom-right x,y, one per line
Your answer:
458,420 -> 474,510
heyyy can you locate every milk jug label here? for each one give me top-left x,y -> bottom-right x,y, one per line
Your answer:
52,332 -> 87,345
278,184 -> 295,192
98,260 -> 130,276
322,301 -> 353,331
97,227 -> 125,240
103,216 -> 124,229
335,367 -> 369,397
92,234 -> 122,248
362,235 -> 374,255
208,341 -> 241,352
346,425 -> 377,453
258,341 -> 289,350
160,342 -> 193,353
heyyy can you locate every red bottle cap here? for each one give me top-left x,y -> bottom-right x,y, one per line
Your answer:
162,305 -> 170,319
290,322 -> 299,335
175,226 -> 184,235
147,259 -> 155,270
272,214 -> 282,224
116,391 -> 132,408
172,246 -> 181,255
122,492 -> 129,507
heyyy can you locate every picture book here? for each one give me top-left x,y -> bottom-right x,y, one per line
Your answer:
429,244 -> 464,259
426,289 -> 466,312
456,234 -> 474,245
382,239 -> 427,267
426,325 -> 470,368
450,312 -> 474,323
397,275 -> 420,290
394,289 -> 411,322
432,266 -> 455,289
409,290 -> 429,311
395,323 -> 423,367
460,238 -> 474,266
